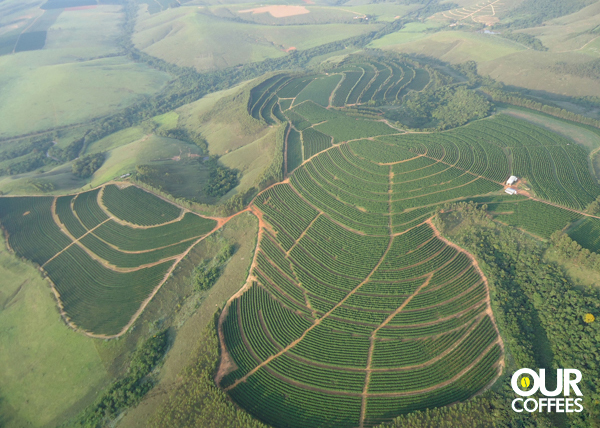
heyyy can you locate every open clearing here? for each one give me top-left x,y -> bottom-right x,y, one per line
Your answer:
133,7 -> 383,71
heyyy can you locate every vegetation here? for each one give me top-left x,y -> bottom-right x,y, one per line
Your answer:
192,243 -> 235,292
257,124 -> 286,190
220,126 -> 508,425
0,186 -> 216,335
587,195 -> 600,215
75,330 -> 169,428
102,184 -> 181,226
400,86 -> 491,130
502,0 -> 597,29
150,322 -> 268,428
215,66 -> 600,426
498,32 -> 547,51
7,3 -> 600,427
437,204 -> 600,427
204,157 -> 239,198
72,153 -> 105,179
482,86 -> 600,129
287,127 -> 303,173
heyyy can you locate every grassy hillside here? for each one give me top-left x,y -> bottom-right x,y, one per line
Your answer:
0,237 -> 108,428
368,0 -> 600,99
132,6 -> 383,71
0,4 -> 171,139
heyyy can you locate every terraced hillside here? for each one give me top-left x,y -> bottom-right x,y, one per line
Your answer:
0,184 -> 217,337
216,57 -> 600,428
3,53 -> 600,427
218,139 -> 505,427
249,55 -> 600,237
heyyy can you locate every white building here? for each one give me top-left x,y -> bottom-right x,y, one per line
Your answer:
505,188 -> 518,195
506,176 -> 518,185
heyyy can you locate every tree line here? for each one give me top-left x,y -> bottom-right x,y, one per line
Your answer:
75,330 -> 170,427
481,86 -> 600,129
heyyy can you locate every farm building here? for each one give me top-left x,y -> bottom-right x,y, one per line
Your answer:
506,176 -> 518,185
505,188 -> 517,195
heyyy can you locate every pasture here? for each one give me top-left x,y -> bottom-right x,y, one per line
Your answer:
88,134 -> 204,188
0,4 -> 170,139
0,184 -> 217,336
0,55 -> 169,139
133,7 -> 383,71
0,235 -> 108,428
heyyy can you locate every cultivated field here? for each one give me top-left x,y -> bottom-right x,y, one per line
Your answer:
0,184 -> 217,336
214,56 -> 600,427
217,142 -> 505,427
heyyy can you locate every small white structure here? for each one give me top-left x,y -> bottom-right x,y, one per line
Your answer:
505,188 -> 518,195
506,176 -> 518,185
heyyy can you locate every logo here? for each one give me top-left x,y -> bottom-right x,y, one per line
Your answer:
511,369 -> 584,413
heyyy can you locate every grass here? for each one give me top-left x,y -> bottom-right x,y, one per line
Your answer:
133,6 -> 383,71
85,126 -> 147,154
545,247 -> 600,289
516,2 -> 600,53
0,239 -> 108,428
0,80 -> 269,197
0,4 -> 171,139
89,134 -> 203,187
0,55 -> 170,139
372,30 -> 526,63
220,126 -> 280,193
135,159 -> 216,204
115,212 -> 259,428
152,111 -> 179,130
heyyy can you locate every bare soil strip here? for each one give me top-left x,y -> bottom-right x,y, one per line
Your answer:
44,200 -> 111,267
286,212 -> 320,256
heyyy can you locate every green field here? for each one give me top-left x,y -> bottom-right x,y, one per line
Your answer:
4,2 -> 600,427
133,7 -> 383,71
0,4 -> 170,139
0,184 -> 216,336
214,55 -> 600,427
0,235 -> 108,428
